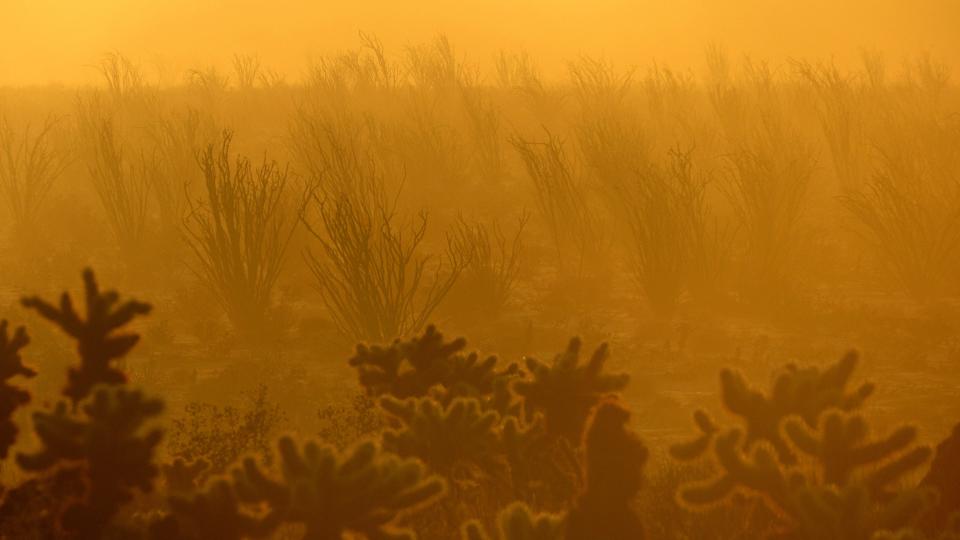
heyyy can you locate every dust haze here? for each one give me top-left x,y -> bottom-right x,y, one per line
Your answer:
0,1 -> 959,539
3,0 -> 959,84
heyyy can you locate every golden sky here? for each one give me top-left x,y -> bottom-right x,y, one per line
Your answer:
1,0 -> 958,85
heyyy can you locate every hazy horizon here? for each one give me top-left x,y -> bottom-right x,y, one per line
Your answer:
2,0 -> 959,86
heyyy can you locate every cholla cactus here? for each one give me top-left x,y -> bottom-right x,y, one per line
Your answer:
21,268 -> 152,403
154,479 -> 276,540
873,517 -> 960,540
679,426 -> 934,539
566,400 -> 648,540
921,423 -> 960,531
350,325 -> 519,408
467,400 -> 648,540
0,320 -> 35,458
784,412 -> 931,492
674,353 -> 935,540
232,436 -> 446,539
161,457 -> 211,494
462,501 -> 564,540
513,338 -> 628,442
672,351 -> 874,465
500,415 -> 581,507
380,396 -> 502,476
17,386 -> 164,537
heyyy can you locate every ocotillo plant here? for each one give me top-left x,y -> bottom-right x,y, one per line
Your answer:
447,215 -> 528,318
0,115 -> 68,241
76,106 -> 152,261
184,130 -> 296,341
840,114 -> 960,300
303,187 -> 465,343
511,132 -> 602,274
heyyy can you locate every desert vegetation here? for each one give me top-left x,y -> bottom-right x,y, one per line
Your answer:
0,30 -> 959,539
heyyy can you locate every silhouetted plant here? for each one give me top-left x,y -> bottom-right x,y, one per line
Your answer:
465,400 -> 648,540
921,423 -> 960,532
620,149 -> 695,316
153,479 -> 275,540
17,386 -> 164,538
671,351 -> 875,465
306,32 -> 396,97
499,415 -> 581,509
406,35 -> 466,93
226,436 -> 446,539
0,320 -> 34,459
21,268 -> 152,403
317,393 -> 384,450
161,457 -> 210,494
460,86 -> 506,179
0,115 -> 68,239
184,130 -> 296,340
448,214 -> 528,317
840,116 -> 960,300
722,111 -> 814,301
168,384 -> 283,476
670,351 -> 874,465
304,190 -> 463,342
793,60 -> 869,189
232,53 -> 262,91
462,501 -> 565,540
673,353 -> 935,539
566,400 -> 648,540
76,107 -> 152,259
513,338 -> 628,442
512,132 -> 602,273
381,396 -> 502,477
99,51 -> 147,106
349,325 -> 519,407
0,467 -> 86,538
145,106 -> 204,233
494,51 -> 559,119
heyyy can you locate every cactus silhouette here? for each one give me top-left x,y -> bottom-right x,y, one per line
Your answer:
21,268 -> 152,403
236,436 -> 446,539
466,400 -> 648,539
350,325 -> 519,408
499,414 -> 581,507
784,411 -> 931,491
921,423 -> 960,532
674,353 -> 935,540
161,457 -> 211,494
160,436 -> 445,539
0,320 -> 35,459
381,395 -> 503,476
154,479 -> 276,540
17,386 -> 164,538
513,338 -> 628,442
462,501 -> 565,540
566,400 -> 648,540
672,351 -> 874,465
